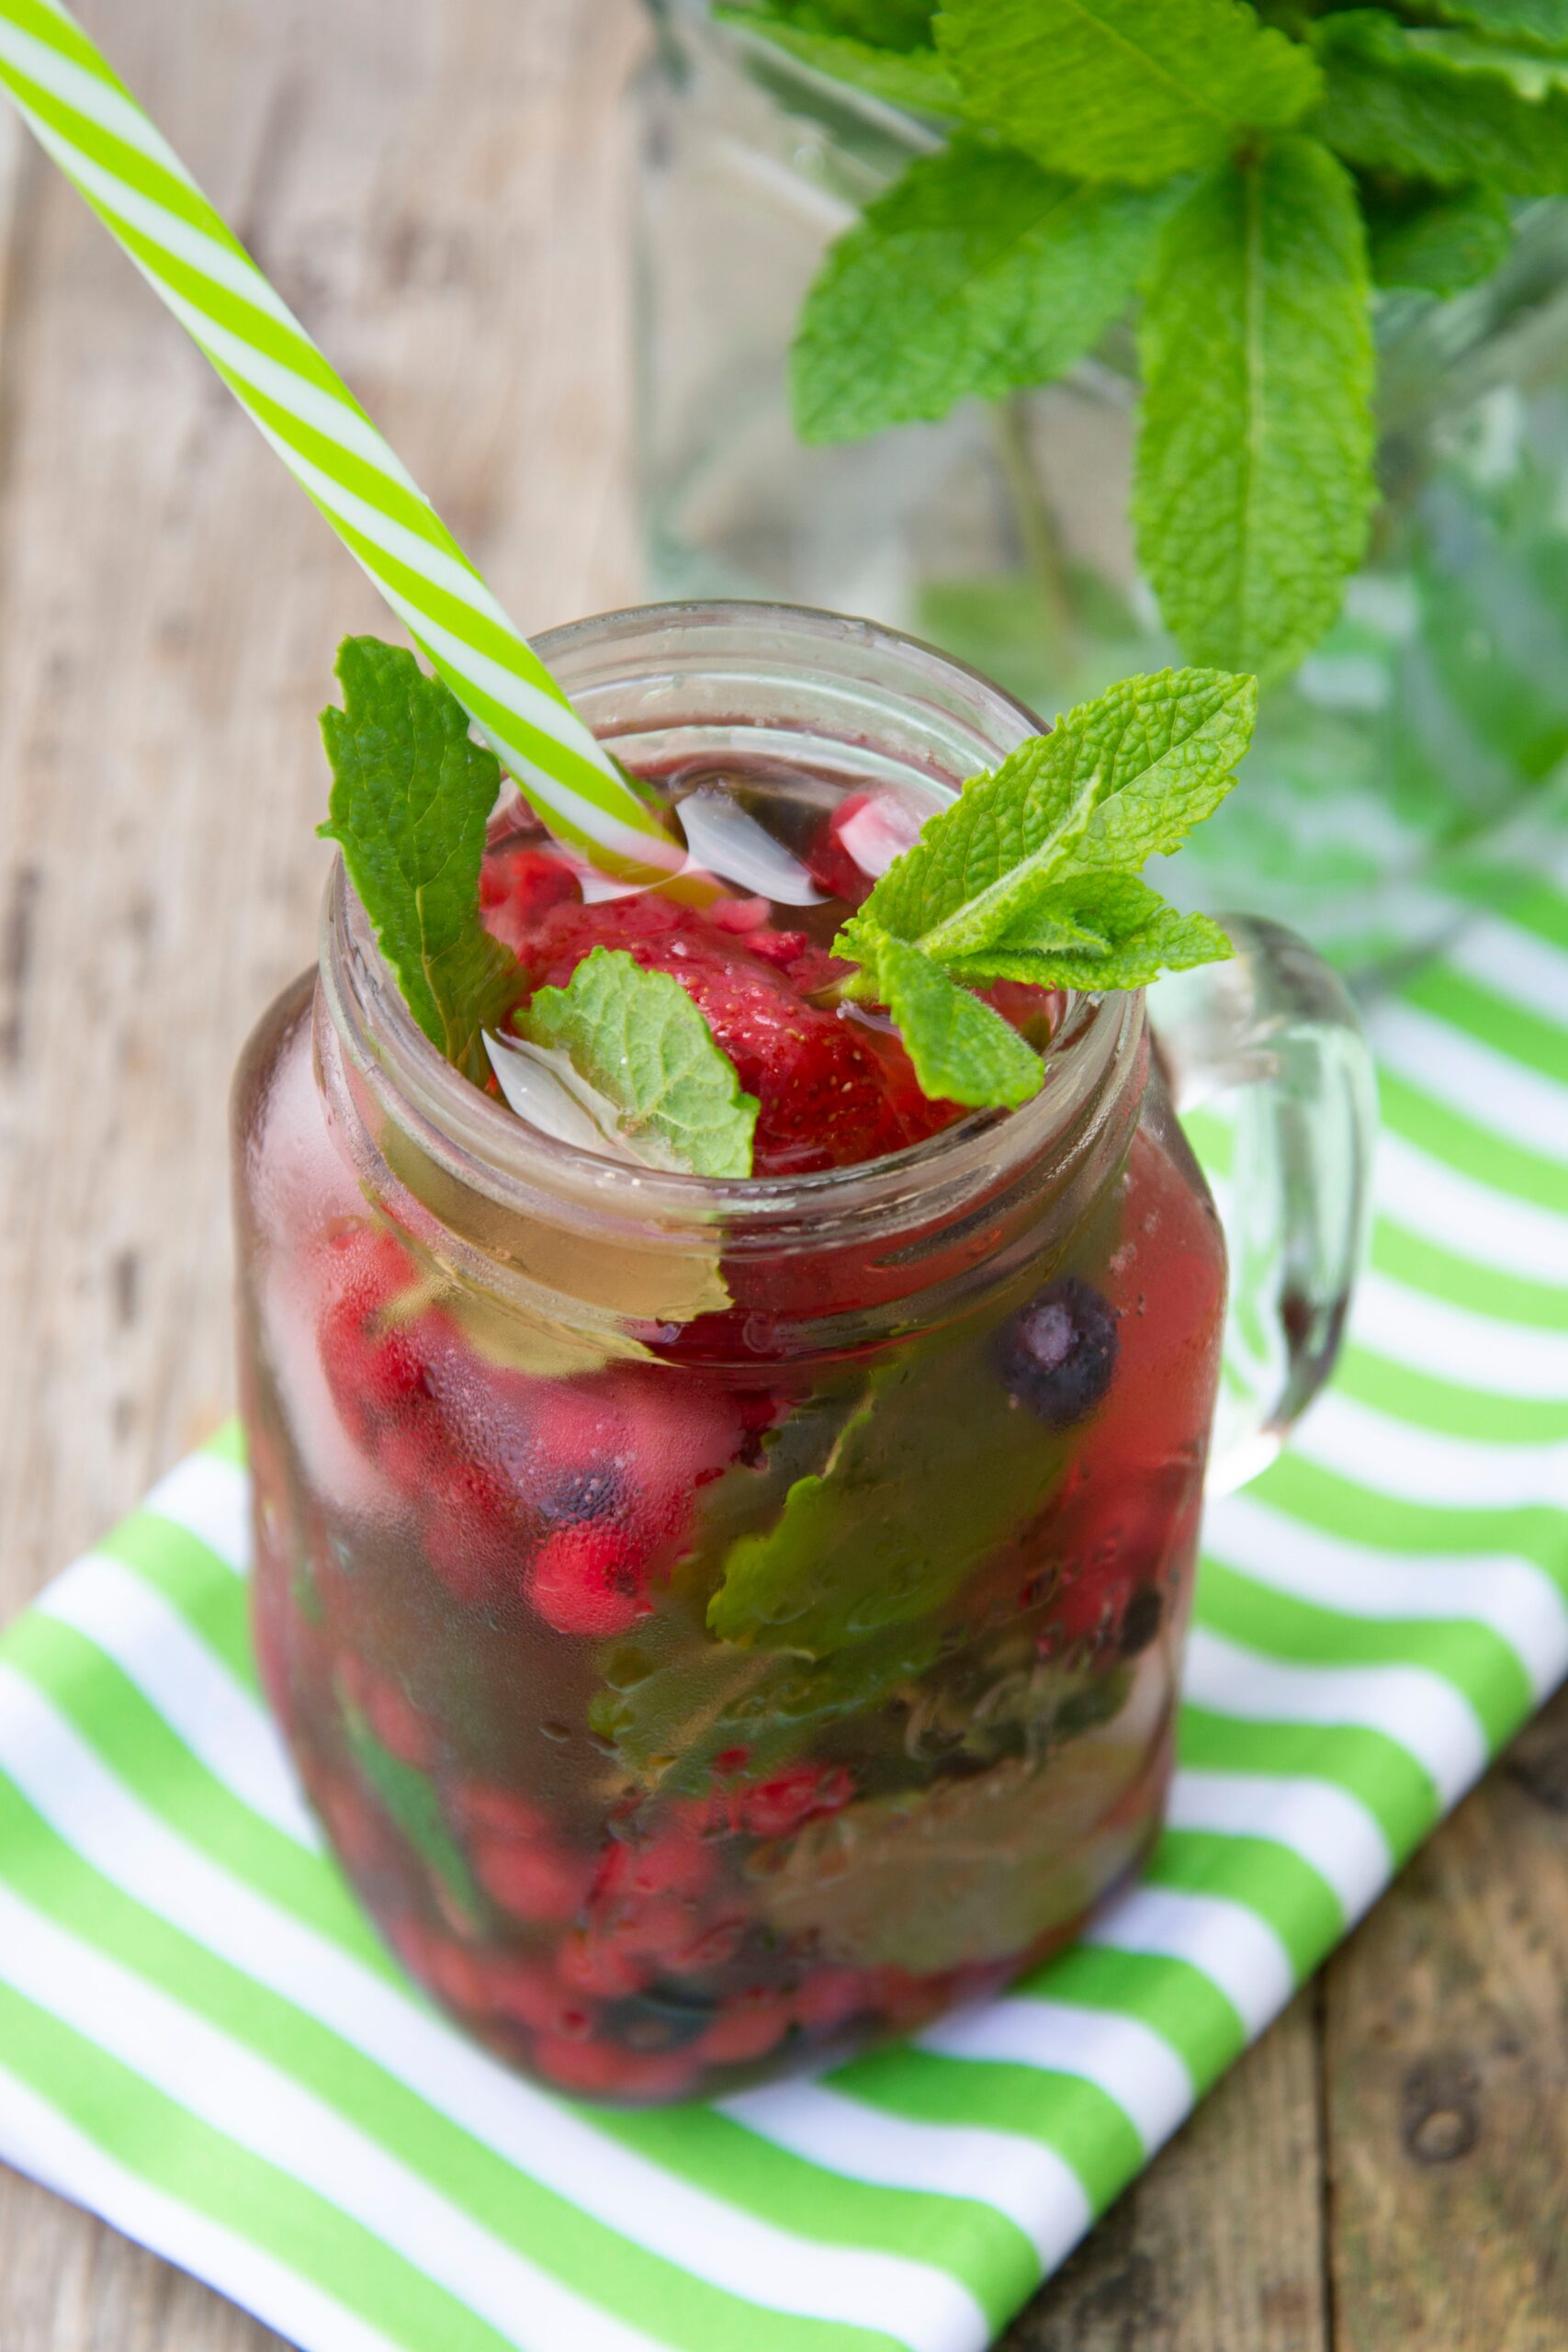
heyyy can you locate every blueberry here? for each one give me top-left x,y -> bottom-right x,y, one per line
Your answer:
1119,1584 -> 1165,1658
605,1985 -> 717,2052
998,1277 -> 1118,1428
536,1463 -> 623,1525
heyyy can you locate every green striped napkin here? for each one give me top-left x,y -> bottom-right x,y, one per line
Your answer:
0,876 -> 1564,2352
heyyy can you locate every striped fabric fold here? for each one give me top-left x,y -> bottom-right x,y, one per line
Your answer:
1,876 -> 1566,2352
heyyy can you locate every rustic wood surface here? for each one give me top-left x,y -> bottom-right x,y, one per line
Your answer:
0,3 -> 1563,2346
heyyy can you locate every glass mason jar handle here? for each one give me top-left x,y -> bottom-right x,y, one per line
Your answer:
1148,917 -> 1379,1498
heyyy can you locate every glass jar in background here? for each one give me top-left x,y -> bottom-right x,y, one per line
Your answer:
634,0 -> 1568,989
232,602 -> 1375,2104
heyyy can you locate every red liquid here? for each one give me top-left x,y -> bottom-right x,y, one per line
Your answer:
236,769 -> 1225,2102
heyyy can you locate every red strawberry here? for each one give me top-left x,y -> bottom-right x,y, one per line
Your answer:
507,894 -> 945,1176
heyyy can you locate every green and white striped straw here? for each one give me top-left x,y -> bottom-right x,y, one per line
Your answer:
0,0 -> 682,883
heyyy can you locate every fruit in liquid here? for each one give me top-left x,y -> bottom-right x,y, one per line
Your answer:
236,756 -> 1225,2101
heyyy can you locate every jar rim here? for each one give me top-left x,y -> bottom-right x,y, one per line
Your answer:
319,598 -> 1146,1253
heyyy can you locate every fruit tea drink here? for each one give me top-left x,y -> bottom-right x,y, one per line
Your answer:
235,699 -> 1226,2104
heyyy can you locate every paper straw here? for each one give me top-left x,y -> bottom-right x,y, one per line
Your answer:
0,0 -> 682,882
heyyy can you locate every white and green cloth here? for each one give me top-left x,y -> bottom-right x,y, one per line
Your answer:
0,875 -> 1565,2352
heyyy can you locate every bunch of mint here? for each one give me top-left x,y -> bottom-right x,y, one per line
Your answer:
321,640 -> 1257,1177
716,0 -> 1568,686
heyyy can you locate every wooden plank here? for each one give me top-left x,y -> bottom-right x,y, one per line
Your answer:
1324,1682 -> 1568,2350
1005,1992 -> 1329,2351
0,0 -> 642,2341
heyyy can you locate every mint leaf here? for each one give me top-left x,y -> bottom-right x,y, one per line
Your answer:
1396,25 -> 1568,94
1311,10 -> 1568,191
516,947 -> 759,1179
708,1340 -> 1070,1655
1134,137 -> 1376,684
815,0 -> 938,39
341,1703 -> 481,1923
1364,180 -> 1512,295
594,1612 -> 942,1797
319,638 -> 516,1085
716,0 -> 951,104
934,0 -> 1322,185
946,876 -> 1234,990
717,3 -> 959,110
1422,0 -> 1568,46
793,141 -> 1176,443
845,668 -> 1258,961
853,931 -> 1045,1107
757,1741 -> 1148,1970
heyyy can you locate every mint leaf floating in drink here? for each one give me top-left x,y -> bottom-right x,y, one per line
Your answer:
935,0 -> 1323,184
793,141 -> 1176,442
319,638 -> 520,1086
709,1340 -> 1072,1654
1134,137 -> 1376,685
339,1696 -> 482,1926
516,947 -> 761,1180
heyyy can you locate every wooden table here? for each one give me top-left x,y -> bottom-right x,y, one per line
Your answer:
0,4 -> 1563,2344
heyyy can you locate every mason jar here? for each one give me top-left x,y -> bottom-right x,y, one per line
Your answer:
232,601 -> 1375,2104
634,0 -> 1568,985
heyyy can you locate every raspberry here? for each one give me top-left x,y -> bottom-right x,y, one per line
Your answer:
479,841 -> 581,955
592,1823 -> 716,1907
316,1227 -> 433,1429
472,1831 -> 595,1924
729,1762 -> 855,1840
530,2034 -> 695,2100
557,1933 -> 649,1999
697,1993 -> 793,2067
451,1782 -> 554,1844
399,1923 -> 492,2017
998,1277 -> 1120,1428
480,1959 -> 595,2039
336,1656 -> 437,1770
527,1524 -> 650,1637
793,1965 -> 869,2037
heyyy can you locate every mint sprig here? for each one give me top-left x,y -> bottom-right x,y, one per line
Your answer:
832,665 -> 1254,1106
516,947 -> 760,1179
748,0 -> 1568,687
319,638 -> 518,1085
